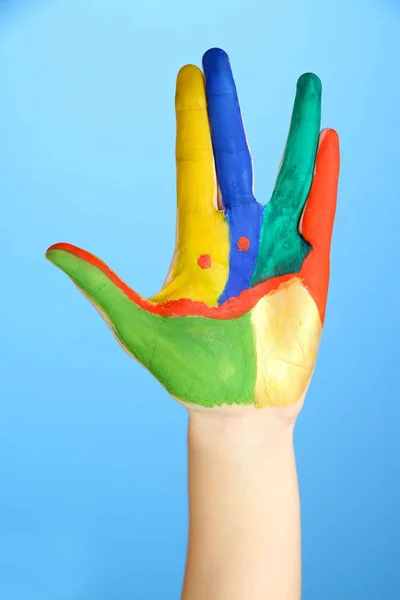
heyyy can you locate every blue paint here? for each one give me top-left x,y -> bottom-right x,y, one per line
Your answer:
202,48 -> 263,302
219,203 -> 264,303
1,4 -> 399,599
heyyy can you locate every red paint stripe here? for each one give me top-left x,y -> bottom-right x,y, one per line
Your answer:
300,129 -> 340,323
47,242 -> 318,320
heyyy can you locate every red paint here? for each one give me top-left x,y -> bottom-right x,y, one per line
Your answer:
197,254 -> 212,269
47,242 -> 308,320
237,236 -> 250,251
300,128 -> 340,323
47,133 -> 339,326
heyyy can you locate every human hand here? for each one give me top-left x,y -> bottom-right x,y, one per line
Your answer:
46,48 -> 339,410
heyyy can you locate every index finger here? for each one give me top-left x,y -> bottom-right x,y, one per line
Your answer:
175,65 -> 217,214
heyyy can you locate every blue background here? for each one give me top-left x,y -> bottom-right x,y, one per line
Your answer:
0,0 -> 399,598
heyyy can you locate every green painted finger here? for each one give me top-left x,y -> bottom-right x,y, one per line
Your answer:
46,246 -> 256,407
251,73 -> 321,284
275,73 -> 322,197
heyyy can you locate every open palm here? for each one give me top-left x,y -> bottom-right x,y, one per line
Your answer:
46,48 -> 339,409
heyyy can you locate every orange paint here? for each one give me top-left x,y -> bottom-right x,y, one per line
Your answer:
47,243 -> 299,320
197,254 -> 212,269
237,236 -> 250,251
300,128 -> 340,323
47,131 -> 338,325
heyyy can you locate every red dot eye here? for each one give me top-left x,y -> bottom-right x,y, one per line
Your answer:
237,236 -> 250,251
198,254 -> 212,269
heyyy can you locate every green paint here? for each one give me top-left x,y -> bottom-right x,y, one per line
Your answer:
251,73 -> 321,285
47,249 -> 256,407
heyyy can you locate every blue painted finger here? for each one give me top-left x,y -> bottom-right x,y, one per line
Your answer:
202,48 -> 263,303
202,48 -> 254,208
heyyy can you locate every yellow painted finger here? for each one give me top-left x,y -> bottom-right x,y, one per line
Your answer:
175,64 -> 216,214
151,65 -> 230,307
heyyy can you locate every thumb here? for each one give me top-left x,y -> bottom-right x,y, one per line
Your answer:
46,243 -> 163,367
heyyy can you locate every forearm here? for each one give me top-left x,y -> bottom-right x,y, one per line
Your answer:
181,404 -> 302,600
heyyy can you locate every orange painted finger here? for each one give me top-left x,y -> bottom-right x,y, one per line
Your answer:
301,128 -> 340,252
300,128 -> 340,322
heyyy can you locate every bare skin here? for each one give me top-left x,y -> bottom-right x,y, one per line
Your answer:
181,400 -> 304,600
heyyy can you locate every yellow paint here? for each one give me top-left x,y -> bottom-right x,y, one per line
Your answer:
151,65 -> 229,306
251,279 -> 322,408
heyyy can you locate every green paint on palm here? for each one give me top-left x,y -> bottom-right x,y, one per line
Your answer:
48,249 -> 256,407
251,73 -> 321,285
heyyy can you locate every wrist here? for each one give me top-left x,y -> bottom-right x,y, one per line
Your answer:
183,399 -> 302,600
186,397 -> 303,453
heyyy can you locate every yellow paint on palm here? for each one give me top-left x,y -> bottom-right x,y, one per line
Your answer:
151,65 -> 229,306
251,280 -> 322,408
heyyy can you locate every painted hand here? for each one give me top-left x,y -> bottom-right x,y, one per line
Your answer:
46,49 -> 339,409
